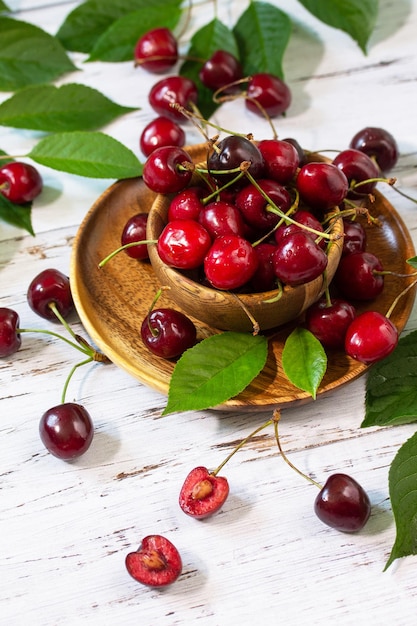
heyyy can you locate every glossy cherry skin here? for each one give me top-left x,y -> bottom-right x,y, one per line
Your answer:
179,466 -> 230,519
341,219 -> 367,256
204,234 -> 259,290
314,473 -> 371,532
198,200 -> 247,238
273,231 -> 328,286
0,161 -> 43,204
167,186 -> 205,221
334,251 -> 384,301
257,138 -> 300,184
134,27 -> 178,73
140,116 -> 185,157
249,242 -> 277,292
199,49 -> 243,93
125,535 -> 182,587
0,307 -> 22,357
148,75 -> 198,122
235,178 -> 291,232
142,146 -> 193,194
332,148 -> 380,196
141,308 -> 197,359
157,219 -> 212,269
344,311 -> 398,364
207,135 -> 265,190
121,213 -> 149,260
349,126 -> 398,172
27,268 -> 74,321
274,210 -> 325,249
245,72 -> 291,117
305,298 -> 356,350
296,162 -> 349,213
39,402 -> 94,460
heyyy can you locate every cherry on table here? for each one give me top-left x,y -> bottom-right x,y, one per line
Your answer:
334,251 -> 384,301
142,145 -> 194,194
179,466 -> 230,519
148,75 -> 198,121
199,49 -> 243,93
204,234 -> 259,290
314,473 -> 371,532
141,308 -> 197,359
134,27 -> 178,74
245,72 -> 291,118
349,126 -> 398,172
140,116 -> 185,157
305,297 -> 356,350
121,213 -> 149,260
125,535 -> 182,587
27,268 -> 74,321
157,218 -> 212,269
39,402 -> 94,460
0,307 -> 22,357
0,161 -> 43,204
344,310 -> 398,364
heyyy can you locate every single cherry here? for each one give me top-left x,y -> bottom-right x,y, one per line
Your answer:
142,146 -> 193,194
39,402 -> 94,460
341,219 -> 367,256
344,311 -> 398,364
0,307 -> 22,357
257,138 -> 300,184
179,466 -> 230,519
349,126 -> 398,172
245,72 -> 291,117
120,213 -> 149,260
134,27 -> 178,74
273,231 -> 328,286
140,116 -> 185,157
0,161 -> 43,204
204,234 -> 259,290
334,251 -> 384,301
125,535 -> 182,587
207,135 -> 265,190
167,186 -> 206,221
148,75 -> 198,121
199,49 -> 243,93
314,473 -> 372,532
305,297 -> 356,350
332,148 -> 380,196
296,162 -> 349,213
198,200 -> 247,238
235,178 -> 292,232
27,268 -> 74,321
157,219 -> 212,269
141,308 -> 197,359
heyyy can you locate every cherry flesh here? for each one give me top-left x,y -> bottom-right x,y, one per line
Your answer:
349,126 -> 398,172
142,146 -> 193,194
245,72 -> 291,117
39,402 -> 94,460
204,234 -> 259,290
157,219 -> 212,269
121,213 -> 149,260
140,116 -> 185,157
141,308 -> 197,359
296,162 -> 349,214
305,297 -> 356,350
198,200 -> 247,239
148,75 -> 198,121
314,473 -> 371,532
273,231 -> 328,286
27,268 -> 74,321
179,466 -> 230,519
344,311 -> 398,364
125,535 -> 182,587
199,49 -> 243,93
334,251 -> 384,301
235,178 -> 292,232
0,307 -> 22,357
0,161 -> 43,204
332,148 -> 380,196
207,135 -> 265,190
134,27 -> 178,74
257,138 -> 300,184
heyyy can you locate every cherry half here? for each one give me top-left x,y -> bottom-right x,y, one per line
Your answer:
39,402 -> 94,460
179,466 -> 230,519
125,535 -> 182,587
314,473 -> 371,532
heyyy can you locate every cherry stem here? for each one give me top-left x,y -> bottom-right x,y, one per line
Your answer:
60,356 -> 93,404
391,185 -> 417,205
262,280 -> 283,303
230,292 -> 260,335
272,409 -> 323,490
98,239 -> 156,268
146,287 -> 169,337
385,278 -> 417,319
172,104 -> 249,139
351,176 -> 396,190
251,190 -> 300,247
17,326 -> 96,357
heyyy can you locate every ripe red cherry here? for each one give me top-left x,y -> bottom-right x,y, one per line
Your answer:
140,116 -> 185,157
305,297 -> 356,350
245,72 -> 291,117
179,466 -> 230,519
157,219 -> 211,269
349,126 -> 398,172
274,210 -> 325,248
235,178 -> 291,232
0,307 -> 22,357
27,268 -> 74,321
134,27 -> 178,73
273,231 -> 328,286
341,219 -> 367,256
198,200 -> 247,238
296,162 -> 349,213
121,213 -> 149,260
167,186 -> 205,221
0,161 -> 43,204
344,311 -> 398,364
141,308 -> 197,359
204,234 -> 259,290
125,535 -> 182,587
148,75 -> 198,121
332,148 -> 380,196
39,402 -> 94,460
257,138 -> 300,184
314,473 -> 371,532
334,251 -> 384,301
207,135 -> 265,190
199,49 -> 243,93
142,146 -> 193,194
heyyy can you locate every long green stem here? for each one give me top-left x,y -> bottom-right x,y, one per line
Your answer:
18,327 -> 93,357
98,239 -> 155,268
212,419 -> 273,476
61,357 -> 93,404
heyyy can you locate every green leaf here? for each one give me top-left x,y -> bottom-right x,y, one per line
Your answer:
28,131 -> 143,179
233,2 -> 292,78
297,0 -> 378,53
407,256 -> 417,270
0,194 -> 34,235
87,3 -> 182,62
282,327 -> 327,399
0,84 -> 137,132
163,332 -> 268,415
0,17 -> 76,91
0,1 -> 10,13
362,331 -> 417,428
384,431 -> 417,570
180,18 -> 239,119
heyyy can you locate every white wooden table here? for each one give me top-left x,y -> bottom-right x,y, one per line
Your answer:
2,1 -> 417,624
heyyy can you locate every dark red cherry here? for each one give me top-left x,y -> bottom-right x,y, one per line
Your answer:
121,213 -> 149,260
204,234 -> 259,290
207,135 -> 265,190
273,231 -> 328,286
344,311 -> 398,364
157,219 -> 211,269
245,73 -> 291,117
235,178 -> 291,232
334,251 -> 384,301
274,210 -> 325,249
296,162 -> 349,214
199,49 -> 243,93
349,126 -> 398,172
314,473 -> 371,532
198,200 -> 246,238
142,146 -> 193,194
134,27 -> 178,74
39,402 -> 94,460
140,116 -> 185,157
27,268 -> 74,321
148,75 -> 198,122
305,297 -> 356,349
249,242 -> 277,292
282,137 -> 307,166
341,219 -> 367,256
125,535 -> 182,587
167,186 -> 205,222
141,308 -> 197,359
0,307 -> 22,357
0,161 -> 43,204
179,466 -> 230,519
257,138 -> 300,184
332,148 -> 380,196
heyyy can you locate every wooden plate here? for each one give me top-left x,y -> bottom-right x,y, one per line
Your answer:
70,148 -> 416,411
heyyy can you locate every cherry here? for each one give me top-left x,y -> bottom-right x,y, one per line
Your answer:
282,137 -> 307,166
296,162 -> 349,213
344,310 -> 398,364
204,234 -> 259,290
207,135 -> 265,190
273,231 -> 328,286
0,161 -> 43,204
341,218 -> 367,256
334,251 -> 384,301
305,297 -> 356,350
148,75 -> 198,122
249,242 -> 277,292
134,27 -> 178,74
179,466 -> 229,519
245,72 -> 291,118
332,148 -> 380,196
125,535 -> 182,587
198,200 -> 247,238
0,307 -> 22,357
142,146 -> 193,194
141,308 -> 197,359
274,210 -> 325,248
120,213 -> 149,260
235,178 -> 292,232
157,219 -> 211,269
27,268 -> 74,321
140,116 -> 185,157
39,402 -> 94,460
349,126 -> 398,172
314,473 -> 371,532
167,186 -> 205,221
199,49 -> 243,93
257,138 -> 300,184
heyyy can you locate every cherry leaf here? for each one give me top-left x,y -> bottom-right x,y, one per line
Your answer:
162,332 -> 268,415
0,17 -> 76,91
0,1 -> 10,12
281,327 -> 327,399
362,330 -> 417,428
233,2 -> 292,79
0,84 -> 137,132
384,431 -> 417,570
297,0 -> 378,53
0,194 -> 34,235
27,131 -> 143,179
407,256 -> 417,269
